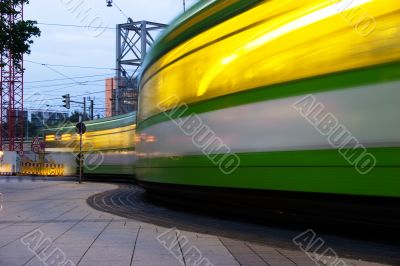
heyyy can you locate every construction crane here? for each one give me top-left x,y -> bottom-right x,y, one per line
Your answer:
0,0 -> 24,154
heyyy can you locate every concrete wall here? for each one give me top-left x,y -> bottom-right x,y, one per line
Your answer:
0,151 -> 20,174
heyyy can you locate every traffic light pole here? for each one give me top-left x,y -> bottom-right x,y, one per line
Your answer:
63,96 -> 95,121
78,115 -> 83,184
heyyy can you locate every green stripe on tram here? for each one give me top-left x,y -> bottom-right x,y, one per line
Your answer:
136,147 -> 400,197
138,62 -> 400,130
135,165 -> 400,198
136,147 -> 400,168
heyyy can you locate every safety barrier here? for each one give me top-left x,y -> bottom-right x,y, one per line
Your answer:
20,162 -> 64,176
0,172 -> 13,176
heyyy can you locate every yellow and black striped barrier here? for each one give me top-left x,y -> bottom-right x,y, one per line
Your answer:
21,162 -> 64,176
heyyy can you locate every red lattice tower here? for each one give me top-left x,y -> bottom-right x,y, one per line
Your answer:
0,1 -> 24,154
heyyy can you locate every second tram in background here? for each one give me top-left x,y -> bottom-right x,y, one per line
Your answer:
45,112 -> 136,178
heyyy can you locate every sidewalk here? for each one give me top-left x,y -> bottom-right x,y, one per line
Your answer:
0,179 -> 390,266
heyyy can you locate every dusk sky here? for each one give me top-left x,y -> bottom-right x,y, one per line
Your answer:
24,0 -> 196,116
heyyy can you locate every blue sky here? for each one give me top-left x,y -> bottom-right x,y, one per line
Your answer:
24,0 -> 196,116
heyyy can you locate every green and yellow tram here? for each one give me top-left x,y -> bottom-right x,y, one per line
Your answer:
135,0 -> 400,201
45,112 -> 136,177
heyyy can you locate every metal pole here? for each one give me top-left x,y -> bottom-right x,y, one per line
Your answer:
116,24 -> 121,85
116,24 -> 121,116
26,115 -> 28,139
90,100 -> 94,120
78,114 -> 82,184
111,78 -> 114,117
183,0 -> 186,12
141,21 -> 147,62
115,88 -> 119,116
83,97 -> 86,121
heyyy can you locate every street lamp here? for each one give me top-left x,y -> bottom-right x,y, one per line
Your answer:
106,0 -> 112,7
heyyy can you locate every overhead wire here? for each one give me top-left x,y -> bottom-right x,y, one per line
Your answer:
26,73 -> 114,84
37,22 -> 116,30
25,79 -> 106,90
25,89 -> 112,103
25,59 -> 117,70
112,1 -> 130,20
43,64 -> 81,84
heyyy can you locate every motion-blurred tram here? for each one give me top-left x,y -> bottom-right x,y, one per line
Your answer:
46,0 -> 400,218
45,112 -> 136,178
135,0 -> 400,203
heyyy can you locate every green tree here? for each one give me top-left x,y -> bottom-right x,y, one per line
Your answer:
0,0 -> 40,69
68,110 -> 89,123
68,111 -> 81,123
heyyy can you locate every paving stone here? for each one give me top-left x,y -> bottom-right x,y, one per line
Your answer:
0,179 -> 394,266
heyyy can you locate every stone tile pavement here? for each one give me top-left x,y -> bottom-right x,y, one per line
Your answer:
0,178 -> 393,266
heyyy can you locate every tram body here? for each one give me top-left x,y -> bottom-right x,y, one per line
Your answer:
45,112 -> 136,177
135,0 -> 400,199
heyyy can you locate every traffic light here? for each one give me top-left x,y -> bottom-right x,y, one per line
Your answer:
62,94 -> 70,109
